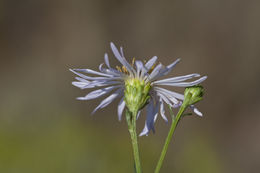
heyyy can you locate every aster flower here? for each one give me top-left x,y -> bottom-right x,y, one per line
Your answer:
70,42 -> 207,136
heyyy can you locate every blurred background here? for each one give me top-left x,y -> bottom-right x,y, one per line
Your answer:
1,0 -> 260,172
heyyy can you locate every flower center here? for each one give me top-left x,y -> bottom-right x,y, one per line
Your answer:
116,58 -> 158,75
124,78 -> 151,114
116,58 -> 136,75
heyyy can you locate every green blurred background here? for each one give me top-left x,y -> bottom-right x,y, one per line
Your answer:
1,0 -> 259,172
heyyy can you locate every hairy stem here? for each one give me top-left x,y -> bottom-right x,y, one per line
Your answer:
126,109 -> 142,173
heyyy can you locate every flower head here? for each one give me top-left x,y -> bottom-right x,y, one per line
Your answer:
70,42 -> 207,136
124,78 -> 151,114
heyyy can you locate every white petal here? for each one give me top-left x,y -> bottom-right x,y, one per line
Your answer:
73,68 -> 113,77
194,108 -> 202,116
146,64 -> 163,82
145,56 -> 157,70
75,77 -> 89,82
73,78 -> 122,89
70,69 -> 115,81
163,58 -> 180,75
72,81 -> 89,89
155,89 -> 179,104
159,98 -> 168,122
153,73 -> 200,84
140,65 -> 148,79
139,124 -> 149,136
153,104 -> 159,123
135,60 -> 144,78
173,101 -> 182,108
117,97 -> 125,121
156,92 -> 173,107
92,88 -> 123,114
104,53 -> 111,68
139,102 -> 153,136
110,42 -> 135,76
155,76 -> 207,87
154,87 -> 184,100
99,64 -> 123,77
136,111 -> 141,120
139,100 -> 159,136
190,105 -> 203,116
77,86 -> 120,100
151,59 -> 181,81
120,46 -> 125,57
82,81 -> 122,89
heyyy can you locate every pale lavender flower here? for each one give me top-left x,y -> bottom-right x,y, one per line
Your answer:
70,42 -> 207,136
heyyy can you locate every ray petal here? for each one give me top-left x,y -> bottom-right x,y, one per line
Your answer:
92,88 -> 123,114
154,87 -> 184,100
70,69 -> 114,80
135,60 -> 144,78
104,53 -> 111,68
153,73 -> 200,84
147,63 -> 163,81
152,58 -> 181,81
117,97 -> 125,121
190,105 -> 203,116
72,81 -> 89,89
155,89 -> 179,104
73,68 -> 114,77
139,100 -> 159,136
77,85 -> 120,100
159,98 -> 168,122
155,76 -> 207,87
145,56 -> 157,70
110,42 -> 135,76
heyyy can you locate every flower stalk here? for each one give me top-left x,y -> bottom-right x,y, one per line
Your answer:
126,109 -> 142,173
154,102 -> 188,173
154,86 -> 204,173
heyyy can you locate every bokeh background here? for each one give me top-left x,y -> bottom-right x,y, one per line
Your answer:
1,0 -> 260,172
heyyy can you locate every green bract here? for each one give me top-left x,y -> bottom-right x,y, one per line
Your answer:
124,78 -> 151,114
184,85 -> 204,105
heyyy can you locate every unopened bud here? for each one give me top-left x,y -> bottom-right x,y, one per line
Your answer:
184,85 -> 204,106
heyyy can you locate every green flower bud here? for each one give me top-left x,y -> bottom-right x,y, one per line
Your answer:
124,78 -> 151,114
184,85 -> 204,106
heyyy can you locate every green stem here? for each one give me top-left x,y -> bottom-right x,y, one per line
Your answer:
154,104 -> 188,173
126,109 -> 142,173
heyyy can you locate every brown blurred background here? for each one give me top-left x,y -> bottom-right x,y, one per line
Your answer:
0,0 -> 260,172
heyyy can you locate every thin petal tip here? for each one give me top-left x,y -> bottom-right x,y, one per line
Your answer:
194,107 -> 203,117
91,109 -> 97,115
194,73 -> 201,77
110,42 -> 116,48
200,76 -> 208,82
176,58 -> 181,62
76,97 -> 87,100
139,132 -> 148,137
